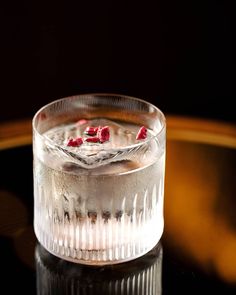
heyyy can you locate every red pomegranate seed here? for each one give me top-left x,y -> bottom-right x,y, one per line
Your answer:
76,137 -> 84,145
136,126 -> 147,140
85,137 -> 100,143
84,126 -> 99,136
67,137 -> 83,147
97,126 -> 110,143
67,139 -> 77,147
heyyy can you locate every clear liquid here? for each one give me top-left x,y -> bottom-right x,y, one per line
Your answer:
34,119 -> 165,264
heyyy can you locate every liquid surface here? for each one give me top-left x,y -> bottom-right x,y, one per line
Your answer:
40,119 -> 160,171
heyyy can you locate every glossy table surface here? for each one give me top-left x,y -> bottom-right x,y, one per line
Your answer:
0,116 -> 236,294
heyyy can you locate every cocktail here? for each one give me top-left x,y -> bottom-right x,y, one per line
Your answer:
33,94 -> 166,265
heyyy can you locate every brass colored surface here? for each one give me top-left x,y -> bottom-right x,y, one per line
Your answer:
0,115 -> 236,285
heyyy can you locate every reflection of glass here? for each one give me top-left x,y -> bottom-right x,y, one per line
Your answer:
35,242 -> 163,295
33,94 -> 166,265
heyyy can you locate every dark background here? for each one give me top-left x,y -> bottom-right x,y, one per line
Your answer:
0,1 -> 235,123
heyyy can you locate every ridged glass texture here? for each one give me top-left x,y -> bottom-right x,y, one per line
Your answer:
33,94 -> 166,265
35,243 -> 163,295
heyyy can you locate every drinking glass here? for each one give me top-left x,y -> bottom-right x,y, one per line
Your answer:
33,94 -> 166,265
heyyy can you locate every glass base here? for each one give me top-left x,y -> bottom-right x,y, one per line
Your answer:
38,242 -> 161,266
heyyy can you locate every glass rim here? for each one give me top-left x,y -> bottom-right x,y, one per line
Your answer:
32,93 -> 166,152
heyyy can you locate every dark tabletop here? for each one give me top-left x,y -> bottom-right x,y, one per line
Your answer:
0,116 -> 236,294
